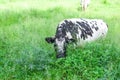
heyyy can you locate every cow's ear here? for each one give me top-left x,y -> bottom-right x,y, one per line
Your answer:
45,37 -> 55,44
66,38 -> 76,44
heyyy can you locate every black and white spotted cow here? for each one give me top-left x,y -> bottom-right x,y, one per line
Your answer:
45,18 -> 108,58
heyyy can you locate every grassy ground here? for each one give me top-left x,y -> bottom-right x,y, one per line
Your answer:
0,0 -> 120,80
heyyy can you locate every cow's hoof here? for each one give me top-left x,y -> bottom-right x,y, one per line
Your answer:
56,53 -> 66,58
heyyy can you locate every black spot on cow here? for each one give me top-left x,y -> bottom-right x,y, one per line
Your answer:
69,21 -> 74,25
64,20 -> 68,23
80,29 -> 88,40
60,20 -> 78,39
76,21 -> 93,40
92,25 -> 99,31
95,27 -> 99,31
55,20 -> 76,39
55,25 -> 66,39
81,18 -> 88,23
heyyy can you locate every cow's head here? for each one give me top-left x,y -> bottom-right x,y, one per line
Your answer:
45,37 -> 75,58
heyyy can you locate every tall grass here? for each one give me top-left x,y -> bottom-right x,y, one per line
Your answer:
0,0 -> 120,79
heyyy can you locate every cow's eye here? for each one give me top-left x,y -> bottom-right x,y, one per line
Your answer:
54,44 -> 57,47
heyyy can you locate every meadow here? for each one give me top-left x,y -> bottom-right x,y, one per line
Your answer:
0,0 -> 120,80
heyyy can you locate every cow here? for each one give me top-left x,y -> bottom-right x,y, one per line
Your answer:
80,0 -> 90,11
45,18 -> 108,58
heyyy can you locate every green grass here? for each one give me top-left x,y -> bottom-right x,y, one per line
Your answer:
0,0 -> 120,80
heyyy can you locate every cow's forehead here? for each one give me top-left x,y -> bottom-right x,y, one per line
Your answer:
54,38 -> 66,53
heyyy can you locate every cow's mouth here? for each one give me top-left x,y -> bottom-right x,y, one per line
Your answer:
56,53 -> 66,58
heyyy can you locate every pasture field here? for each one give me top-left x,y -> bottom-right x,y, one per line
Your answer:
0,0 -> 120,80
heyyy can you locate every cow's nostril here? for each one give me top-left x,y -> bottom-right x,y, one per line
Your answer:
56,53 -> 66,58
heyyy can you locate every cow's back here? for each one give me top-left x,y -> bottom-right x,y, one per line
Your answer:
57,18 -> 108,46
